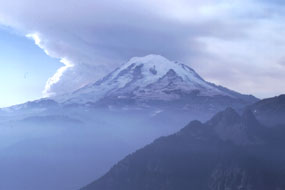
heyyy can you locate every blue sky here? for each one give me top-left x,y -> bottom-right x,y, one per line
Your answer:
0,27 -> 61,107
0,0 -> 285,107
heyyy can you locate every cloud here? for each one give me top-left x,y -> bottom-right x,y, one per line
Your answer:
0,0 -> 285,98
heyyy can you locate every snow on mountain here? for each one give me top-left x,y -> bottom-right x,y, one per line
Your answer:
56,54 -> 253,105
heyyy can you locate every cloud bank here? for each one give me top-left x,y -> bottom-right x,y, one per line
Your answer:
0,0 -> 285,98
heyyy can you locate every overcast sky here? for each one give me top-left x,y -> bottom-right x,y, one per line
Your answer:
0,0 -> 285,107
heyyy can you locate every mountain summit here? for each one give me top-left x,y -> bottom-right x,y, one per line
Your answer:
57,55 -> 257,109
2,54 -> 258,124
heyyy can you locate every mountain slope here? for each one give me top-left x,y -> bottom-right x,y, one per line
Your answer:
81,108 -> 285,190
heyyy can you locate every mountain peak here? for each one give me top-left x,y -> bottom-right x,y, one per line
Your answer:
55,55 -> 258,107
207,107 -> 241,126
121,54 -> 202,83
128,54 -> 172,66
207,107 -> 264,145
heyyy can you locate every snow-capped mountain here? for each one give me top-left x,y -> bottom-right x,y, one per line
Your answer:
1,54 -> 258,122
56,54 -> 257,107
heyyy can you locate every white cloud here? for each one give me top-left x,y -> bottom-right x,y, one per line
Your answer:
0,0 -> 284,98
43,58 -> 73,97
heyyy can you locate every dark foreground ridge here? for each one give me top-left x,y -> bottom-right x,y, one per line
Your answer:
81,107 -> 285,190
250,94 -> 285,126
